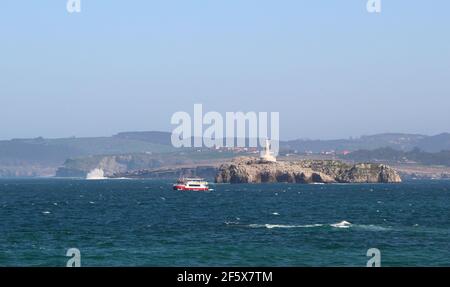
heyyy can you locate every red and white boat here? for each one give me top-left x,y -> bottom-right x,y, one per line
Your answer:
173,178 -> 211,192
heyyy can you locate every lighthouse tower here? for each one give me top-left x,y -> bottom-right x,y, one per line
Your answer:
260,138 -> 277,162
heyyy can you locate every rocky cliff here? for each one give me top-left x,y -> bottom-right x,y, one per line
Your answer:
55,154 -> 165,177
215,157 -> 402,184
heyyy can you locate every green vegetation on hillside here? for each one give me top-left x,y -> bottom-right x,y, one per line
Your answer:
342,148 -> 450,167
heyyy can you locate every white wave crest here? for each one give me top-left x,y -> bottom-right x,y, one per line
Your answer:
244,220 -> 389,231
330,221 -> 352,228
248,223 -> 323,229
86,168 -> 106,180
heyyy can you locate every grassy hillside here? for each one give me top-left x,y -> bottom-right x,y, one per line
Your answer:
342,148 -> 450,167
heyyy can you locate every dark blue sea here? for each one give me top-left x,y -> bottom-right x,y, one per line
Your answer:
1,179 -> 449,266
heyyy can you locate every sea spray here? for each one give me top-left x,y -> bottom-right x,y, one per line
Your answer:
86,168 -> 106,180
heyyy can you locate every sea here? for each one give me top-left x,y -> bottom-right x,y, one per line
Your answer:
0,178 -> 449,266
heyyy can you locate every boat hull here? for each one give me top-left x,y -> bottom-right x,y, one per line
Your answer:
173,185 -> 210,192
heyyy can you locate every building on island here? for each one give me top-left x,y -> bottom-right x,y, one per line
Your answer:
260,139 -> 277,162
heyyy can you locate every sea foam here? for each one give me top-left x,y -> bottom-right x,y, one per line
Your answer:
86,168 -> 106,180
248,223 -> 323,229
330,221 -> 352,228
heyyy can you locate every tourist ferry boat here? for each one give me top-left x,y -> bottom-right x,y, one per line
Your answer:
173,178 -> 211,192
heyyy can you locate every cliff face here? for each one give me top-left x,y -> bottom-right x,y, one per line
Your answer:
55,154 -> 164,177
215,157 -> 402,184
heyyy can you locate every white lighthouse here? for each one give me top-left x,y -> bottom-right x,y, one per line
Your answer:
260,138 -> 277,162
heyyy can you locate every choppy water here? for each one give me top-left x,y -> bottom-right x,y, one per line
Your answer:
1,179 -> 449,266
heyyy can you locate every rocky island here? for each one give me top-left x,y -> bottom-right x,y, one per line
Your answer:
107,140 -> 402,183
215,157 -> 402,184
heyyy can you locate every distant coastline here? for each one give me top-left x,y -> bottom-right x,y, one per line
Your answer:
1,131 -> 450,179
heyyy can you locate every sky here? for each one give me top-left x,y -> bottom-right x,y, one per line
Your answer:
0,0 -> 449,140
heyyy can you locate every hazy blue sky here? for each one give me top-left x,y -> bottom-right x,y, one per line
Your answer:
1,1 -> 449,140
